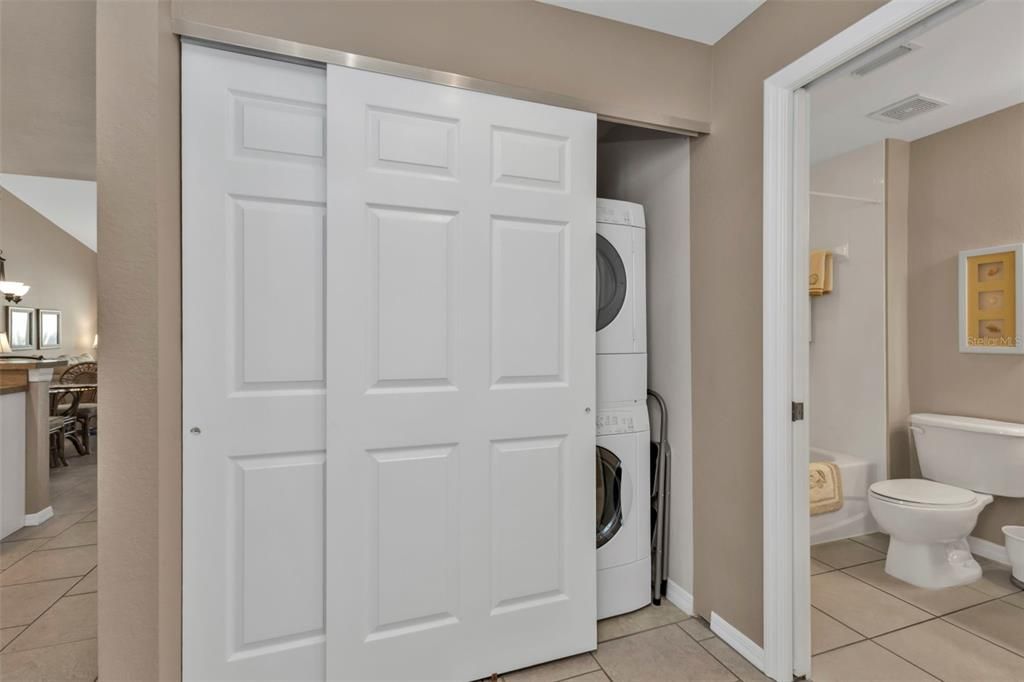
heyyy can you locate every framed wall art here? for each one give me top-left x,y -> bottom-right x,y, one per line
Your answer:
5,306 -> 35,350
37,309 -> 62,350
958,243 -> 1023,354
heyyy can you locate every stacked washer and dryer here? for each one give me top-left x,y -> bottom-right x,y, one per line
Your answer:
595,198 -> 652,619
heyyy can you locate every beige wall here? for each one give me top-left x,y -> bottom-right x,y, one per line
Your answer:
689,0 -> 883,645
0,190 -> 97,357
907,103 -> 1024,544
886,139 -> 912,480
0,0 -> 96,180
172,0 -> 712,130
96,0 -> 181,679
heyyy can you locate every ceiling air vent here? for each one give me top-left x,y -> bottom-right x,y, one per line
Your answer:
868,95 -> 947,123
851,43 -> 920,77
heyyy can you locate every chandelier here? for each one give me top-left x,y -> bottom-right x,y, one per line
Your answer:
0,251 -> 30,303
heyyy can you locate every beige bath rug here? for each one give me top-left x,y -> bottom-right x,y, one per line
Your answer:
809,462 -> 843,516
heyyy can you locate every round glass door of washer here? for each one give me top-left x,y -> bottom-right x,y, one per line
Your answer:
596,234 -> 627,331
596,446 -> 624,548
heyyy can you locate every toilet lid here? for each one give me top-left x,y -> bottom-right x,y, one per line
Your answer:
870,479 -> 976,506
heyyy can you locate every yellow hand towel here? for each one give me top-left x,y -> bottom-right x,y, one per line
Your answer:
809,462 -> 843,515
809,250 -> 833,296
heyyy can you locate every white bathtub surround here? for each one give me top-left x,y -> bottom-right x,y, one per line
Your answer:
810,448 -> 879,545
869,414 -> 1024,589
808,143 -> 888,543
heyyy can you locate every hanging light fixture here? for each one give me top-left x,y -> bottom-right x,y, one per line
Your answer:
0,250 -> 30,303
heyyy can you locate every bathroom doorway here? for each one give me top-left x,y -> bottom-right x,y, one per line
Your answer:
763,0 -> 1024,679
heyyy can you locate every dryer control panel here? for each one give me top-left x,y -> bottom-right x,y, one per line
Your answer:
596,403 -> 650,436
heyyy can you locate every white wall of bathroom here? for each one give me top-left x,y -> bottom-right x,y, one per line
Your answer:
809,141 -> 888,487
597,132 -> 694,597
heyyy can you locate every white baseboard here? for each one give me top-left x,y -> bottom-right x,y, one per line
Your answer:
665,579 -> 694,616
969,535 -> 1010,565
710,611 -> 765,673
24,506 -> 53,527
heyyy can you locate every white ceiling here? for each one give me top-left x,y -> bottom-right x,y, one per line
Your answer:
0,174 -> 97,252
538,0 -> 766,45
810,0 -> 1024,163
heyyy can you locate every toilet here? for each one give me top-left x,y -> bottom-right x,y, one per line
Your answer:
868,413 -> 1024,589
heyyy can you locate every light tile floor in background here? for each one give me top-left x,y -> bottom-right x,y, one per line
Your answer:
810,533 -> 1024,680
0,451 -> 97,681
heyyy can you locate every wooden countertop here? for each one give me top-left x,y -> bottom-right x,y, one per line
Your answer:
0,357 -> 69,394
0,358 -> 69,370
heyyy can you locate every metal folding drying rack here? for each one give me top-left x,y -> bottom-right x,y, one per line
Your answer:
648,389 -> 671,604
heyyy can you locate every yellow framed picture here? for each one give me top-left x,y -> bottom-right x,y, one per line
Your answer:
959,243 -> 1023,354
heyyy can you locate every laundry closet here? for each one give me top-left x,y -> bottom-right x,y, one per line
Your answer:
595,125 -> 695,618
181,40 -> 694,682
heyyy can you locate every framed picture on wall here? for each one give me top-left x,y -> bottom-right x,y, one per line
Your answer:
958,243 -> 1024,354
37,309 -> 62,350
6,306 -> 35,350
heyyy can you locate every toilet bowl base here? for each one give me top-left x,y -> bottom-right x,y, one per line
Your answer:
884,538 -> 982,589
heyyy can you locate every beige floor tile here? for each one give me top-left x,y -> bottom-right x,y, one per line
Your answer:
5,593 -> 97,653
844,560 -> 994,615
0,579 -> 78,628
849,532 -> 890,553
503,653 -> 600,682
811,539 -> 885,569
701,636 -> 768,681
0,637 -> 97,680
566,673 -> 607,682
40,523 -> 96,551
1,513 -> 87,543
594,625 -> 735,682
1003,591 -> 1024,609
810,640 -> 937,681
810,607 -> 862,655
0,546 -> 97,587
67,568 -> 97,596
1,627 -> 25,651
970,558 -> 1022,598
49,491 -> 96,515
597,602 -> 689,642
80,510 -> 97,523
811,571 -> 931,637
809,558 -> 832,576
678,617 -> 715,641
877,618 -> 1024,681
945,599 -> 1024,657
0,540 -> 46,571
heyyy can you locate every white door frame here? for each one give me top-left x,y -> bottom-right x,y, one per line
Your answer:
760,2 -> 957,680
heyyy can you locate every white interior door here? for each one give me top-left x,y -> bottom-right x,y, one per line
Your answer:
325,67 -> 597,680
182,44 -> 328,680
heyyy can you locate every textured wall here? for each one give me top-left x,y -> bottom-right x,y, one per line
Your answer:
908,103 -> 1024,545
0,0 -> 96,180
0,190 -> 97,357
689,0 -> 884,645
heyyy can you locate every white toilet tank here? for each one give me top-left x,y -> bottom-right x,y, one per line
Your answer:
910,413 -> 1024,498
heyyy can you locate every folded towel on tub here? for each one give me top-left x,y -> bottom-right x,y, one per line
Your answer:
809,462 -> 843,515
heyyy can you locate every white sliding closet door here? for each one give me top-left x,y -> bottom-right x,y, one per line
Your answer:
325,67 -> 597,680
182,44 -> 328,680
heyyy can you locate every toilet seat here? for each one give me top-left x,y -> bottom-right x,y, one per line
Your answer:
869,479 -> 978,508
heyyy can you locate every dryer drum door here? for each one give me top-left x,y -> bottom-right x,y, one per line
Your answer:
596,233 -> 627,331
596,446 -> 624,548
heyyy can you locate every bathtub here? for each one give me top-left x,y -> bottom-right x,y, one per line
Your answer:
810,448 -> 880,545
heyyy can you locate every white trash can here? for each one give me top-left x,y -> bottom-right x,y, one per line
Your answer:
1004,525 -> 1024,589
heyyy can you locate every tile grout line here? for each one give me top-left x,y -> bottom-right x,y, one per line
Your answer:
938,612 -> 1024,663
596,616 -> 690,644
837,562 -> 1015,619
1,571 -> 91,654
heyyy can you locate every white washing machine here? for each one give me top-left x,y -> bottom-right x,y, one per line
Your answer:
596,402 -> 651,620
597,199 -> 646,356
